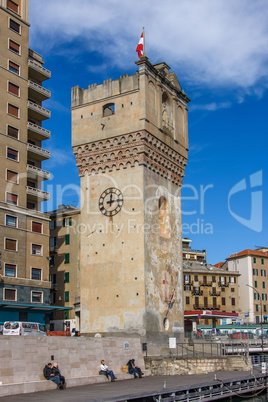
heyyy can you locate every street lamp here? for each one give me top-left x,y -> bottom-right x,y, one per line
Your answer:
244,283 -> 263,350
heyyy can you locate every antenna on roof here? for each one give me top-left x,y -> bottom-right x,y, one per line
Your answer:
255,245 -> 267,249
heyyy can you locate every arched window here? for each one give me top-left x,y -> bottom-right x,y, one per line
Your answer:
103,103 -> 115,117
159,196 -> 170,239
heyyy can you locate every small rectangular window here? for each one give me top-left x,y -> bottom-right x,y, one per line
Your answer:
256,305 -> 259,312
50,237 -> 56,247
8,103 -> 19,117
32,221 -> 42,233
64,272 -> 69,283
50,220 -> 56,229
4,288 -> 16,301
65,291 -> 69,302
49,256 -> 54,267
32,291 -> 42,303
9,39 -> 20,54
31,268 -> 42,280
254,280 -> 258,288
32,244 -> 42,256
6,192 -> 18,205
8,61 -> 20,75
7,170 -> 18,184
6,215 -> 17,227
65,234 -> 70,245
263,282 -> 266,289
261,270 -> 266,277
5,264 -> 16,277
222,297 -> 226,305
64,310 -> 69,319
63,217 -> 72,227
8,82 -> 20,96
185,296 -> 190,305
5,238 -> 17,251
9,19 -> 20,33
27,201 -> 35,209
262,259 -> 264,265
64,253 -> 70,264
7,147 -> 18,160
7,0 -> 19,14
231,298 -> 235,306
7,125 -> 19,139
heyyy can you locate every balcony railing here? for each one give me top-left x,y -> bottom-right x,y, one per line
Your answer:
28,100 -> 51,121
28,58 -> 51,81
27,186 -> 50,200
191,290 -> 203,296
193,304 -> 221,310
209,291 -> 221,296
27,164 -> 50,180
27,121 -> 50,140
200,281 -> 212,287
51,283 -> 58,290
28,80 -> 51,101
218,282 -> 229,287
27,143 -> 50,160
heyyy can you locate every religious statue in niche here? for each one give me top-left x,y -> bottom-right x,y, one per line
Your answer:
162,93 -> 173,134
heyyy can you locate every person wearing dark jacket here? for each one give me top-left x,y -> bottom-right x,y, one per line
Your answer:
126,359 -> 139,378
43,363 -> 61,388
131,359 -> 144,378
52,362 -> 66,389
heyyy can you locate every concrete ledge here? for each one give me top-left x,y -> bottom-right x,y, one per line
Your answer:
0,370 -> 151,397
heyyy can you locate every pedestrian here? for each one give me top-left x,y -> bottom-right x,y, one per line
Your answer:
43,362 -> 61,389
127,359 -> 139,378
100,360 -> 117,382
52,362 -> 66,389
131,359 -> 144,378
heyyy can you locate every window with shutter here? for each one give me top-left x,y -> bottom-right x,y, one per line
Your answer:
9,19 -> 20,33
65,292 -> 69,302
7,0 -> 19,14
64,253 -> 70,264
7,170 -> 18,183
65,234 -> 70,245
5,238 -> 17,251
64,272 -> 70,283
5,264 -> 16,277
32,221 -> 42,233
7,125 -> 19,139
8,82 -> 20,96
9,40 -> 20,54
32,291 -> 42,303
4,288 -> 16,301
32,244 -> 42,255
8,61 -> 20,75
6,215 -> 17,227
31,268 -> 41,280
6,192 -> 18,205
7,147 -> 18,160
8,103 -> 19,117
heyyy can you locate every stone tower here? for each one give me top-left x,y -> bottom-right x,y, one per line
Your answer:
71,56 -> 190,347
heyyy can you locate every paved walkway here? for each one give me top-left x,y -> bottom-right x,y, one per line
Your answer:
0,370 -> 258,401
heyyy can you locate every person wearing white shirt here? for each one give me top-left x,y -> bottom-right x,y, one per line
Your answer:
100,360 -> 117,382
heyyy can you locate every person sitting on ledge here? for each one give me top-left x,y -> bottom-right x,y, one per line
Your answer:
100,360 -> 117,382
52,362 -> 66,389
43,362 -> 61,389
127,359 -> 139,378
131,359 -> 144,378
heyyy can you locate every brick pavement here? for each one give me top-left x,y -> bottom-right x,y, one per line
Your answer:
0,370 -> 258,401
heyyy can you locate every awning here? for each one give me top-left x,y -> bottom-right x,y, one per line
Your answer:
184,310 -> 238,319
0,302 -> 72,312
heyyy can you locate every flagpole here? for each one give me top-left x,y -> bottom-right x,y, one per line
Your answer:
143,27 -> 145,55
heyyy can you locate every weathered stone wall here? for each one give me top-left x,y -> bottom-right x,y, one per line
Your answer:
145,356 -> 251,376
0,336 -> 145,385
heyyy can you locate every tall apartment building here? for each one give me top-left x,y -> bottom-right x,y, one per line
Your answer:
226,248 -> 268,324
0,0 -> 65,327
48,205 -> 80,332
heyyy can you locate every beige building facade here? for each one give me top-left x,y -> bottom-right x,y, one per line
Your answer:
71,56 -> 190,345
0,0 -> 56,326
226,248 -> 268,324
48,205 -> 80,332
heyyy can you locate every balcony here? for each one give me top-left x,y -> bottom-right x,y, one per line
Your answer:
27,121 -> 50,141
27,143 -> 50,161
28,58 -> 51,82
200,281 -> 212,287
51,283 -> 58,291
193,304 -> 221,310
50,246 -> 58,253
27,164 -> 50,181
28,80 -> 51,101
218,282 -> 229,287
28,100 -> 51,121
191,290 -> 203,296
209,291 -> 221,296
74,297 -> 80,313
27,186 -> 50,201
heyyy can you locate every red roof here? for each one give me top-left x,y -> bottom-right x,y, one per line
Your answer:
214,262 -> 224,268
227,249 -> 268,260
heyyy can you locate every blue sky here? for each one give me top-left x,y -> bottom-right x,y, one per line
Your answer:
29,0 -> 268,264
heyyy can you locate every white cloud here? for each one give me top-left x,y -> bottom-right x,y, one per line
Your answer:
29,0 -> 268,91
190,102 -> 231,111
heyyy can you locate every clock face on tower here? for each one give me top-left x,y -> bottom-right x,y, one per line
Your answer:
99,187 -> 124,217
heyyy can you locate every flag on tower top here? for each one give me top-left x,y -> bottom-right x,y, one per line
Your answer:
136,32 -> 144,59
